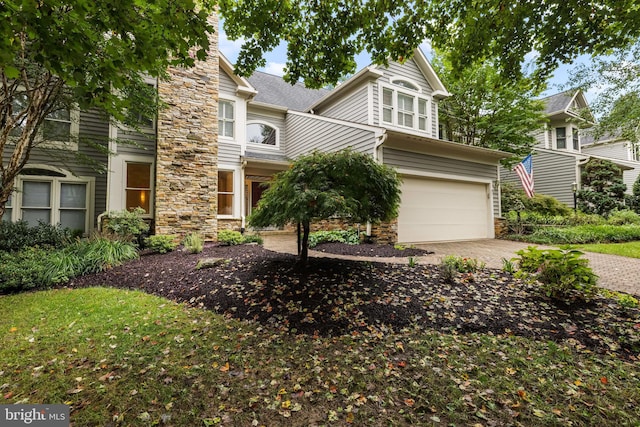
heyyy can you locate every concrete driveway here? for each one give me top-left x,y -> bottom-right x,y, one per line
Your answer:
262,234 -> 640,296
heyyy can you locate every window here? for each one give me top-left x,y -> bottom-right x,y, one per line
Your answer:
10,91 -> 78,148
572,129 -> 579,150
247,123 -> 277,146
631,144 -> 640,162
218,171 -> 234,216
218,100 -> 235,138
380,82 -> 431,133
2,194 -> 11,222
125,162 -> 152,214
9,168 -> 90,233
556,127 -> 566,149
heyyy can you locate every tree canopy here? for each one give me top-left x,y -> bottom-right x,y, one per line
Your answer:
249,150 -> 401,263
433,54 -> 547,167
577,158 -> 627,216
0,0 -> 215,215
220,0 -> 640,88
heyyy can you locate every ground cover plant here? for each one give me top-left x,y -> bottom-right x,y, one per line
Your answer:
2,282 -> 639,426
576,241 -> 640,258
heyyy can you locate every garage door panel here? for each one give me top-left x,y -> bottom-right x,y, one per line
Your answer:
398,177 -> 489,242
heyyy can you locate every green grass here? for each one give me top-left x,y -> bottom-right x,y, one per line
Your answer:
577,241 -> 640,258
2,288 -> 639,426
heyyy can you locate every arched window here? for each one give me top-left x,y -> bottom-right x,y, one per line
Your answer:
391,78 -> 420,91
247,122 -> 278,147
381,78 -> 431,132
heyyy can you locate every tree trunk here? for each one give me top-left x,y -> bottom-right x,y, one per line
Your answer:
300,221 -> 310,264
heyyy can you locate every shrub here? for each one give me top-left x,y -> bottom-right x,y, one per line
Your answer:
217,230 -> 244,246
0,247 -> 50,293
43,236 -> 139,285
308,229 -> 360,248
577,158 -> 626,216
514,224 -> 640,244
0,220 -> 74,252
145,235 -> 178,254
607,209 -> 640,225
514,246 -> 598,302
102,208 -> 150,242
183,232 -> 204,253
526,194 -> 572,216
241,233 -> 263,244
440,255 -> 485,283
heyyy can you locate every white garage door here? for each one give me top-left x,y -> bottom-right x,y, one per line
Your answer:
398,177 -> 490,243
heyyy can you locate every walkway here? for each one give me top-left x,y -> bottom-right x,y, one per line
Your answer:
262,234 -> 640,296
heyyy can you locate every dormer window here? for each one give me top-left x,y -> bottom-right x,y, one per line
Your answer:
556,127 -> 566,149
247,122 -> 278,147
380,80 -> 432,133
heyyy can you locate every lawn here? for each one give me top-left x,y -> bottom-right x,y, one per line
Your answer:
2,287 -> 639,426
2,241 -> 640,426
577,241 -> 640,259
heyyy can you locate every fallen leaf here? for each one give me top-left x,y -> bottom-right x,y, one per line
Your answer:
220,362 -> 230,372
9,327 -> 17,333
600,377 -> 608,385
404,398 -> 415,407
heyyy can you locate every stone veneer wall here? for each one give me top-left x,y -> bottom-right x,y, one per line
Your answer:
155,15 -> 220,240
310,218 -> 398,244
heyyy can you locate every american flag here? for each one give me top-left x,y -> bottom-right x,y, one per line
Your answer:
514,154 -> 534,198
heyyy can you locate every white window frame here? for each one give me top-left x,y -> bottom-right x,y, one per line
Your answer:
6,165 -> 94,233
124,161 -> 154,217
218,98 -> 236,140
9,88 -> 80,151
379,81 -> 432,134
217,165 -> 241,218
572,128 -> 580,151
246,120 -> 280,149
107,154 -> 155,219
555,127 -> 567,150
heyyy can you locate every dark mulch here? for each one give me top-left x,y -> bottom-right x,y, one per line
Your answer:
68,243 -> 640,361
312,242 -> 433,257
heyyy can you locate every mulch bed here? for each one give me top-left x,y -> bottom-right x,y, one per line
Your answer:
68,243 -> 640,361
312,242 -> 432,257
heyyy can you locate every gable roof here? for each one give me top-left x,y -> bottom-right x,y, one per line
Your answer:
219,54 -> 257,98
247,71 -> 330,111
308,48 -> 450,112
540,90 -> 594,124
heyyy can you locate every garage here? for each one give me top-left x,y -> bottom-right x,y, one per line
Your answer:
397,176 -> 491,243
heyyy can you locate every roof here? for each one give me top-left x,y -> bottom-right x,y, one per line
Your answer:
247,71 -> 329,111
541,91 -> 576,115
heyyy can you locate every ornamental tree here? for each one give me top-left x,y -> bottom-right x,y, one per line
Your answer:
0,0 -> 215,218
249,150 -> 401,264
577,158 -> 627,216
220,0 -> 640,88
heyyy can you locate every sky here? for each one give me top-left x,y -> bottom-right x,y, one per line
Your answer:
218,28 -> 595,102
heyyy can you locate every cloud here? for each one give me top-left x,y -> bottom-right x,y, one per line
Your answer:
218,28 -> 244,62
262,62 -> 287,76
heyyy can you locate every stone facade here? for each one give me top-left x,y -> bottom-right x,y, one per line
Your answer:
310,218 -> 398,244
155,15 -> 220,240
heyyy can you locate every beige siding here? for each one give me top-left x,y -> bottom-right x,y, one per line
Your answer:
583,141 -> 629,160
383,147 -> 499,214
501,149 -> 578,206
285,114 -> 377,159
321,86 -> 369,124
219,68 -> 237,94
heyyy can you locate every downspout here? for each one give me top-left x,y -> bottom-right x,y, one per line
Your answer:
368,132 -> 388,236
241,158 -> 247,232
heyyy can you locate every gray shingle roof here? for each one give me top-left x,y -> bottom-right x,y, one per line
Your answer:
540,91 -> 575,114
247,71 -> 330,111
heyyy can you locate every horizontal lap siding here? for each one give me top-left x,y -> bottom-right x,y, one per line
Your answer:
219,70 -> 237,94
218,142 -> 242,165
285,114 -> 377,159
383,148 -> 499,214
501,150 -> 577,206
247,111 -> 287,151
583,142 -> 629,160
320,86 -> 369,124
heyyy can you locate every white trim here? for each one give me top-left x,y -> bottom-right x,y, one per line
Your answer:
395,167 -> 494,184
217,164 -> 242,219
246,120 -> 280,149
367,82 -> 375,126
107,153 -> 155,218
10,165 -> 94,233
378,81 -> 432,134
390,76 -> 423,93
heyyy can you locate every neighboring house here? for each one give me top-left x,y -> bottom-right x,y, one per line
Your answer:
500,90 -> 633,207
2,16 -> 510,244
581,132 -> 640,194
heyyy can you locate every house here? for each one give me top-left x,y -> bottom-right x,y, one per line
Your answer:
500,90 -> 634,207
581,132 -> 640,194
2,15 -> 510,244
